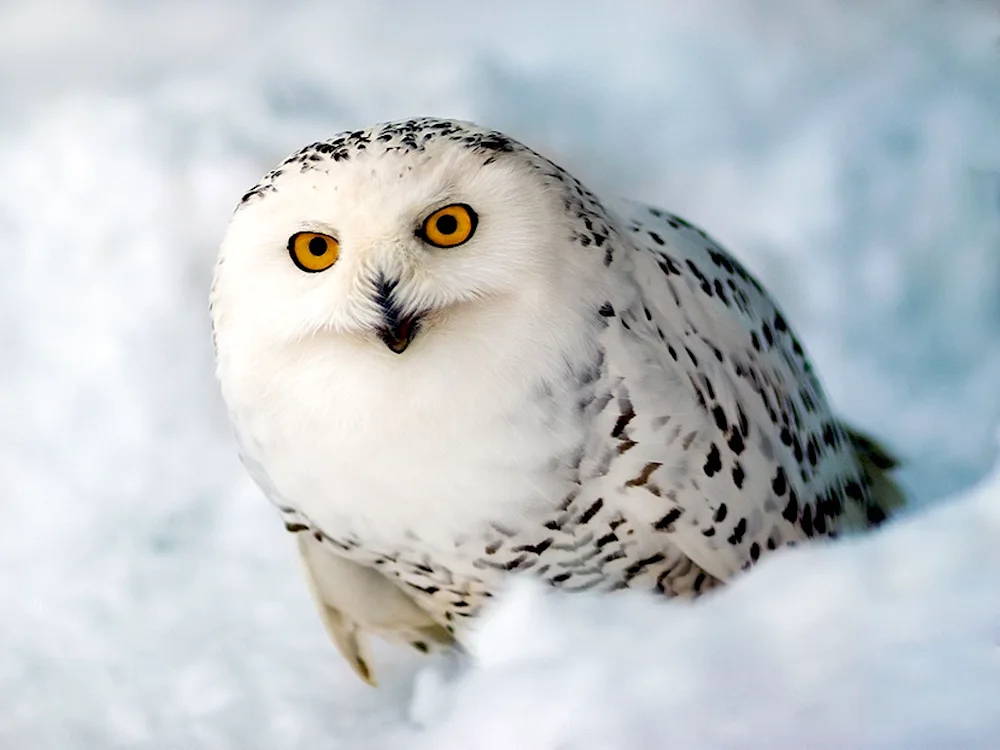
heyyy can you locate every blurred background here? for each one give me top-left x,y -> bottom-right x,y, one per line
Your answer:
1,1 -> 998,747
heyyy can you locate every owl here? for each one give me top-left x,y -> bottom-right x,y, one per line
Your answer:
210,118 -> 904,684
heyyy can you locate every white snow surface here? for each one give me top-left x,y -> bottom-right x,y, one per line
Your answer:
1,1 -> 998,748
414,456 -> 1000,749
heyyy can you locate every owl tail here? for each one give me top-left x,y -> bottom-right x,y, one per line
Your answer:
843,426 -> 907,526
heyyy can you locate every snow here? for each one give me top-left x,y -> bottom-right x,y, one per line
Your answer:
412,455 -> 1000,749
1,1 -> 998,747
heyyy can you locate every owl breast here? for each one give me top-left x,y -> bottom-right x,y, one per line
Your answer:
230,335 -> 588,568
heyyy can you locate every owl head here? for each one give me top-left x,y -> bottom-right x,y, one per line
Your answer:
210,119 -> 619,387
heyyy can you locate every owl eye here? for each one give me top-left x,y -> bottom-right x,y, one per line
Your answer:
288,232 -> 340,273
420,203 -> 478,248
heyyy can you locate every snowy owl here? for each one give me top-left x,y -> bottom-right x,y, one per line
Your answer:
211,118 -> 904,684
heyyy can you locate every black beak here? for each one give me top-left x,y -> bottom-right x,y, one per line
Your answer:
374,275 -> 422,354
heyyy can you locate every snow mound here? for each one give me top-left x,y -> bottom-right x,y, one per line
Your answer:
410,450 -> 1000,749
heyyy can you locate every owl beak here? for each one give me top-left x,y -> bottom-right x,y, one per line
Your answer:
378,311 -> 422,354
373,274 -> 422,354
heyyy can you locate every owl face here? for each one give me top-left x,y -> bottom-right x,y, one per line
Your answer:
212,132 -> 587,361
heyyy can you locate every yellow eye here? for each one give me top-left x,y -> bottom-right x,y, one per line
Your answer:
288,232 -> 340,273
420,203 -> 477,248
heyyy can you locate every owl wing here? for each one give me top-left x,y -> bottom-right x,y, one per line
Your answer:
607,199 -> 891,581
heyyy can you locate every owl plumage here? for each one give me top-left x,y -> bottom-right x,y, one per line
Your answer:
210,118 -> 903,684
